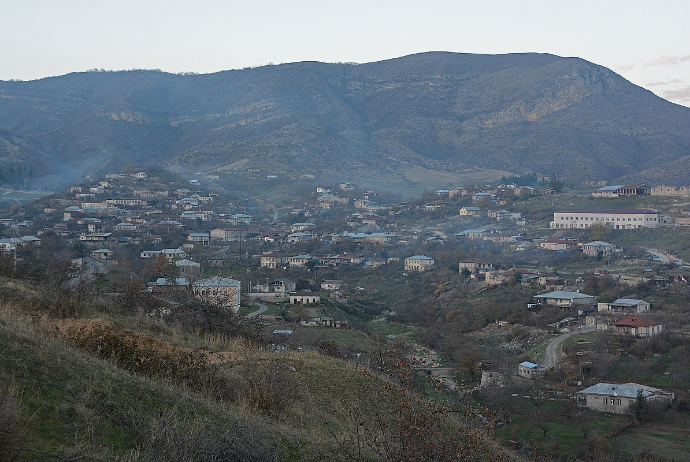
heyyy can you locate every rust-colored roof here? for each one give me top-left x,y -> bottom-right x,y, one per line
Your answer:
613,316 -> 659,327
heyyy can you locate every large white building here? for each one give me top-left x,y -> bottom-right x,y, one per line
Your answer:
550,209 -> 658,230
404,255 -> 434,272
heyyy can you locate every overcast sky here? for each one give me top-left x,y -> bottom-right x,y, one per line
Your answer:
2,0 -> 689,107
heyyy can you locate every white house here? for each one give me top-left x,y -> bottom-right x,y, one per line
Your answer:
405,255 -> 434,272
576,383 -> 673,414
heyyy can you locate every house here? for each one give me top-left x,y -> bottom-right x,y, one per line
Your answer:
225,214 -> 253,225
192,277 -> 241,313
460,206 -> 482,217
482,233 -> 519,243
651,185 -> 690,197
598,298 -> 650,314
611,316 -> 662,337
539,275 -> 567,289
287,254 -> 315,268
260,252 -> 288,268
247,279 -> 296,301
247,279 -> 296,302
592,185 -> 648,197
472,192 -> 496,203
485,270 -> 513,286
320,253 -> 362,266
0,239 -> 17,252
455,228 -> 488,240
321,280 -> 347,291
79,233 -> 114,243
331,289 -> 352,301
140,248 -> 187,260
286,231 -> 314,243
336,232 -> 395,244
363,257 -> 387,268
289,222 -> 316,232
550,209 -> 659,230
540,239 -> 578,251
405,255 -> 434,272
91,248 -> 113,262
317,194 -> 349,206
480,360 -> 506,388
488,210 -> 522,222
19,236 -> 41,247
174,259 -> 201,278
289,291 -> 321,305
157,220 -> 184,229
359,215 -> 387,228
459,206 -> 482,217
533,291 -> 595,307
423,200 -> 450,211
115,222 -> 139,232
576,383 -> 673,414
518,361 -> 545,379
258,232 -> 285,243
458,258 -> 493,274
161,248 -> 187,260
187,232 -> 210,246
582,241 -> 617,257
148,277 -> 188,294
210,228 -> 250,240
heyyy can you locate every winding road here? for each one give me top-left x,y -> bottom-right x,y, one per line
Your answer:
247,302 -> 269,318
542,324 -> 595,368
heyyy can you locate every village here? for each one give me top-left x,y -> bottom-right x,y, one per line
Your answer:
2,167 -> 690,457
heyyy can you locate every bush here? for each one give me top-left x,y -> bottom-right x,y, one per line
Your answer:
135,412 -> 284,462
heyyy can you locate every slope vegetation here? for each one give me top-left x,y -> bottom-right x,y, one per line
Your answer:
2,52 -> 689,188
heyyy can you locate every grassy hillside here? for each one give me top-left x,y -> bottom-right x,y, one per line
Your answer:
0,275 -> 514,462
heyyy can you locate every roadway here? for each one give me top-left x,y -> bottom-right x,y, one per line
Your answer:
246,302 -> 269,317
542,324 -> 596,368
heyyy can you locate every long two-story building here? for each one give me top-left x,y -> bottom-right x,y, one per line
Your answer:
550,209 -> 659,230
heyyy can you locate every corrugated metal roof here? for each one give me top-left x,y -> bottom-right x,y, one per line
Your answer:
534,291 -> 594,300
577,383 -> 652,399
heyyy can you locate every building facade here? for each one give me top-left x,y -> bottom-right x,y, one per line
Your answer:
576,383 -> 673,414
550,209 -> 659,230
192,277 -> 241,312
405,255 -> 434,272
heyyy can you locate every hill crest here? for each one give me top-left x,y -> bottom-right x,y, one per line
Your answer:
1,51 -> 689,190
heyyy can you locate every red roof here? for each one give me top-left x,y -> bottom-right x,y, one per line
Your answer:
613,316 -> 659,327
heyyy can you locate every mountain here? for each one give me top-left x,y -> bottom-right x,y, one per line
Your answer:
1,51 -> 690,190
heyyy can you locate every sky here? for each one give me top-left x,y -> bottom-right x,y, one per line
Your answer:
2,0 -> 690,107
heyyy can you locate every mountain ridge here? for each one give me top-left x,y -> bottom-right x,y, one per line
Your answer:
1,51 -> 689,189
